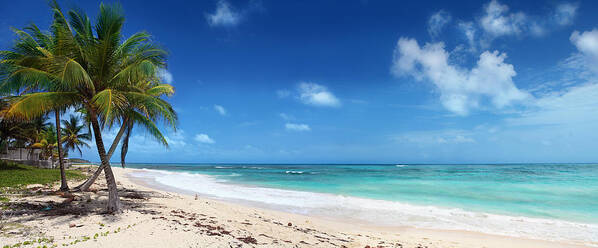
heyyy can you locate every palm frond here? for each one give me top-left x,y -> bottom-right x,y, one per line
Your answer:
124,91 -> 177,128
6,92 -> 79,120
92,89 -> 126,125
127,110 -> 167,146
146,83 -> 174,97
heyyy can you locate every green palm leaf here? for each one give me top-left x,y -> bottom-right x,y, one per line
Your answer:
6,92 -> 79,120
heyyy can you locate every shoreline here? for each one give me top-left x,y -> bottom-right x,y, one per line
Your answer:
2,165 -> 593,247
119,167 -> 595,248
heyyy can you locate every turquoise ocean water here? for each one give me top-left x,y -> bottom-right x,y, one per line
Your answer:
126,163 -> 598,244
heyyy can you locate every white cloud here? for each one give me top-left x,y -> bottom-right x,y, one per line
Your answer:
554,3 -> 578,26
428,10 -> 451,38
285,123 -> 311,132
480,0 -> 527,37
214,105 -> 227,116
391,38 -> 529,115
571,30 -> 598,56
450,1 -> 579,50
158,69 -> 173,84
458,22 -> 477,50
570,29 -> 598,70
194,133 -> 215,144
206,0 -> 240,27
297,82 -> 341,107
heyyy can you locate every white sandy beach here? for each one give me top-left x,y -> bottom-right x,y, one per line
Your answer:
1,166 -> 593,248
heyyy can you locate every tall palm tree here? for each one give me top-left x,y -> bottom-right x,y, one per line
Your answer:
75,81 -> 175,191
0,23 -> 69,190
0,1 -> 177,213
54,109 -> 67,190
61,114 -> 91,157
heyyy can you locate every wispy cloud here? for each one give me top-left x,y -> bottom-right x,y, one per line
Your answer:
297,82 -> 341,107
553,3 -> 578,26
428,10 -> 451,38
206,0 -> 264,28
458,21 -> 477,51
195,133 -> 215,144
285,123 -> 311,131
449,0 -> 579,50
507,29 -> 598,127
206,0 -> 240,27
214,105 -> 227,116
279,113 -> 294,121
479,0 -> 527,37
276,89 -> 291,98
277,83 -> 341,107
394,129 -> 476,145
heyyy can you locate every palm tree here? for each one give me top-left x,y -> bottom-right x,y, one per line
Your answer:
120,81 -> 175,168
61,114 -> 91,157
54,110 -> 68,191
30,125 -> 57,160
0,1 -> 177,213
75,82 -> 175,191
0,22 -> 70,190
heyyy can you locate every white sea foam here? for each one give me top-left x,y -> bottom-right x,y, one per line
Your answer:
242,166 -> 266,169
130,169 -> 598,246
214,166 -> 233,169
285,170 -> 304,174
395,164 -> 408,168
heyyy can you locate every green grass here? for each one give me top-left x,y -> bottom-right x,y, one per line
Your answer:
0,161 -> 86,188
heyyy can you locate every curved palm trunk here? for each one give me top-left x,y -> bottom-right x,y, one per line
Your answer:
120,120 -> 132,168
73,119 -> 127,191
88,110 -> 121,213
56,111 -> 68,191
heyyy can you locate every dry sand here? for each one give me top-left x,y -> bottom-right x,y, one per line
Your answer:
0,166 -> 593,248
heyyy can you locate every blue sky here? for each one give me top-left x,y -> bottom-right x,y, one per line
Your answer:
2,0 -> 598,163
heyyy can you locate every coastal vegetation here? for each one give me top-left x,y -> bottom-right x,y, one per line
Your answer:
0,161 -> 85,188
0,1 -> 176,213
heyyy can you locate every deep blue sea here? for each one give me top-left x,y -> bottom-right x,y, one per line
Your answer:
125,163 -> 598,244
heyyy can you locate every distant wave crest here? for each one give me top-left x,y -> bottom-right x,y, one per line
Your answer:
243,166 -> 266,169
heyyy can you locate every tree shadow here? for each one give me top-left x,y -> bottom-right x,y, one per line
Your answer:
1,186 -> 168,226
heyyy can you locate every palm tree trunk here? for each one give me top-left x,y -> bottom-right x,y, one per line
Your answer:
120,120 -> 132,168
56,110 -> 68,191
73,118 -> 128,191
88,109 -> 121,213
